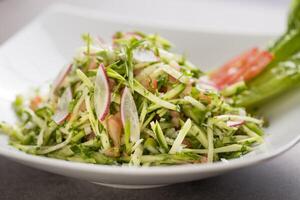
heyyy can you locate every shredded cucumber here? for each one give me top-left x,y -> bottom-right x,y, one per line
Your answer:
0,31 -> 266,166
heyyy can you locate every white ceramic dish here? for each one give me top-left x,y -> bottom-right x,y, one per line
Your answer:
0,5 -> 300,189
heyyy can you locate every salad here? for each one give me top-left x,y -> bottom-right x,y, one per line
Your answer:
0,0 -> 300,166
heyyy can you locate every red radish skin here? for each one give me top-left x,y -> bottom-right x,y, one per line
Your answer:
124,32 -> 143,40
52,111 -> 70,125
94,64 -> 111,122
51,64 -> 72,94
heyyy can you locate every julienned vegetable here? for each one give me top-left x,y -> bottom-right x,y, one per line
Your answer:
0,31 -> 265,166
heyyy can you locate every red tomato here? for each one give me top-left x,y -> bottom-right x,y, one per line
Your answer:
210,48 -> 258,82
210,48 -> 273,89
243,51 -> 273,81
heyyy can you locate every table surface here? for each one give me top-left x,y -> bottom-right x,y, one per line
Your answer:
0,0 -> 299,199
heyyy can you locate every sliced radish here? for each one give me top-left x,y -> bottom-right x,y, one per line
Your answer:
124,32 -> 143,40
94,63 -> 111,121
96,36 -> 106,46
121,87 -> 140,142
52,87 -> 72,124
196,75 -> 218,90
227,120 -> 245,127
52,111 -> 69,125
51,64 -> 72,95
133,49 -> 158,63
95,36 -> 112,50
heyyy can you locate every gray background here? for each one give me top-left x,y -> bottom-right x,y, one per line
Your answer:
0,0 -> 299,199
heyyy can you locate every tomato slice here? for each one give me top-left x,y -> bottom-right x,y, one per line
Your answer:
243,51 -> 273,81
210,48 -> 258,82
217,49 -> 260,87
210,48 -> 273,89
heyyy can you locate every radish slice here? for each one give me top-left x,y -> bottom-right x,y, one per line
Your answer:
52,87 -> 72,124
227,120 -> 245,127
121,87 -> 140,142
51,64 -> 72,94
123,32 -> 143,40
133,49 -> 158,63
197,76 -> 218,91
94,64 -> 111,121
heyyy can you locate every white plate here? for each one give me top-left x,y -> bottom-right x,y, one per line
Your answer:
0,5 -> 300,189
